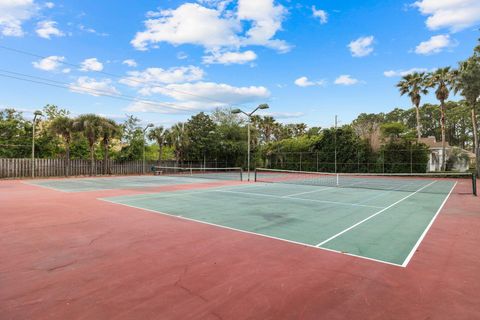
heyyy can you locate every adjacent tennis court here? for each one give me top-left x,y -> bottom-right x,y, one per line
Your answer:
25,167 -> 243,192
99,168 -> 472,266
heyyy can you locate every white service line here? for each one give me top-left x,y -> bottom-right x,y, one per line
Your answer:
216,189 -> 384,209
315,180 -> 437,247
352,181 -> 427,205
284,186 -> 334,197
401,181 -> 457,267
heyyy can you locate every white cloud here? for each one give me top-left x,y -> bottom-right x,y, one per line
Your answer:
259,111 -> 304,119
125,100 -> 192,114
127,82 -> 270,113
312,6 -> 328,24
131,3 -> 240,51
413,0 -> 480,32
122,59 -> 138,67
44,2 -> 54,9
80,58 -> 104,71
348,36 -> 374,57
120,66 -> 205,88
35,20 -> 64,39
78,24 -> 108,36
69,77 -> 119,97
383,68 -> 429,77
131,0 -> 290,53
32,55 -> 66,71
0,0 -> 37,36
294,76 -> 326,87
414,34 -> 453,55
334,75 -> 359,86
177,51 -> 188,60
203,50 -> 257,65
237,0 -> 290,52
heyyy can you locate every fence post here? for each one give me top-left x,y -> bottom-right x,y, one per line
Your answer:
382,149 -> 385,173
476,146 -> 480,177
357,149 -> 360,173
410,145 -> 413,173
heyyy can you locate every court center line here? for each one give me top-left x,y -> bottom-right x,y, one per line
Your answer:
215,190 -> 384,209
315,180 -> 437,247
401,181 -> 457,267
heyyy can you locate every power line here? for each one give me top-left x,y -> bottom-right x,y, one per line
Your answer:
0,44 -> 234,106
0,69 -> 220,112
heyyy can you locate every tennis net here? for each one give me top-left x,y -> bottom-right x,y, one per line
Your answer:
254,168 -> 477,195
153,166 -> 243,181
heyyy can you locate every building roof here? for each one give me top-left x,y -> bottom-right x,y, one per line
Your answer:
419,136 -> 450,149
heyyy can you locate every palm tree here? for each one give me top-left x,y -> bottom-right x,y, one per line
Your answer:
397,72 -> 429,141
74,114 -> 103,175
259,116 -> 277,143
456,46 -> 480,176
167,123 -> 189,166
100,118 -> 121,175
148,126 -> 166,165
426,67 -> 456,171
49,116 -> 74,176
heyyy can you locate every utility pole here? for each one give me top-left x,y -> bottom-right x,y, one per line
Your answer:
143,123 -> 154,174
31,111 -> 42,178
334,115 -> 338,173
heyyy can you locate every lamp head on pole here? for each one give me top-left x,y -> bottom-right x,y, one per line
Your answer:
33,110 -> 43,121
258,104 -> 269,110
143,123 -> 154,132
231,108 -> 242,114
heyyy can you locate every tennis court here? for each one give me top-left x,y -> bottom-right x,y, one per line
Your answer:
99,168 -> 473,266
24,167 -> 243,192
2,167 -> 480,320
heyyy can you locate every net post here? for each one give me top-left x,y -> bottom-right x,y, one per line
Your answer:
254,168 -> 257,182
336,173 -> 339,186
240,168 -> 243,181
473,173 -> 477,196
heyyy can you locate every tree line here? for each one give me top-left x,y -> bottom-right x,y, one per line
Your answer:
395,38 -> 480,171
1,38 -> 479,175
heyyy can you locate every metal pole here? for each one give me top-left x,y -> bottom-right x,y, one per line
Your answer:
247,121 -> 251,181
410,145 -> 413,173
143,133 -> 146,174
31,119 -> 35,178
334,115 -> 337,173
142,124 -> 153,174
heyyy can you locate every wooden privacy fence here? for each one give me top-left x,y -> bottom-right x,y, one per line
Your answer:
0,158 -> 177,179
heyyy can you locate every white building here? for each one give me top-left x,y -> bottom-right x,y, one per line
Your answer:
419,136 -> 475,172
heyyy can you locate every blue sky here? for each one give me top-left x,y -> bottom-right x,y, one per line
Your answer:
0,0 -> 479,128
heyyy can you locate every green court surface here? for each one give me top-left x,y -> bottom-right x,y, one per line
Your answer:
101,179 -> 456,266
25,175 -> 229,192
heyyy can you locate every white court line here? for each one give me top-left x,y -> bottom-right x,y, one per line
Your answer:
216,190 -> 384,209
21,181 -> 80,193
101,188 -> 238,202
352,181 -> 428,206
401,181 -> 457,267
284,186 -> 333,197
315,180 -> 437,247
98,198 -> 403,267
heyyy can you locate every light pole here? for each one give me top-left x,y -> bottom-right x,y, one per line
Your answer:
232,104 -> 269,181
143,123 -> 154,174
31,111 -> 42,178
